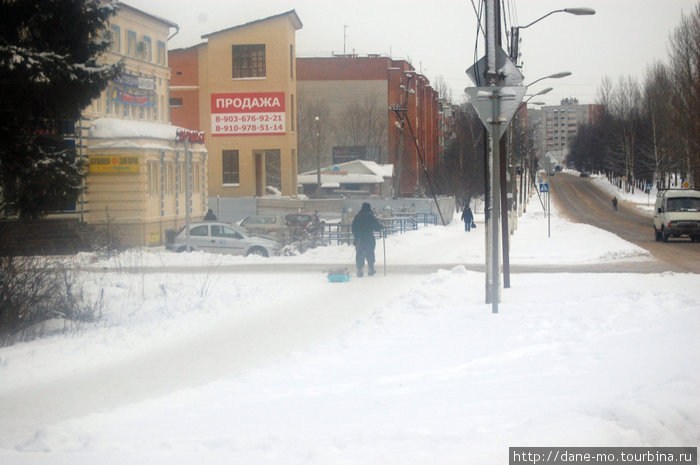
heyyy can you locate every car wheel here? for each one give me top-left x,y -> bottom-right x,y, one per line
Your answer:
662,229 -> 669,242
654,228 -> 661,242
176,246 -> 186,253
247,246 -> 268,257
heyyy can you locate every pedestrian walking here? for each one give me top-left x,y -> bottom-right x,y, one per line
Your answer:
461,205 -> 474,232
351,203 -> 383,277
612,196 -> 618,212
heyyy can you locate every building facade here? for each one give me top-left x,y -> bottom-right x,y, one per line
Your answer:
169,10 -> 302,198
84,3 -> 173,124
537,98 -> 604,160
296,56 -> 440,197
82,3 -> 207,247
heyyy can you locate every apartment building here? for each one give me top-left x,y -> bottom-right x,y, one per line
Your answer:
538,98 -> 604,159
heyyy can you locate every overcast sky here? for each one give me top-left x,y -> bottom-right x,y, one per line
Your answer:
132,0 -> 697,106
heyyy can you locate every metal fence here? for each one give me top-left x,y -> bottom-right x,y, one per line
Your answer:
322,212 -> 437,245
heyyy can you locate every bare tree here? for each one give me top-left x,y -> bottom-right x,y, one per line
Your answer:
297,98 -> 333,173
433,75 -> 453,103
668,3 -> 700,187
609,75 -> 642,193
335,93 -> 387,160
641,62 -> 673,187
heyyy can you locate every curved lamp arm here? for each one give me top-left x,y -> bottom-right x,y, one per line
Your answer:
520,7 -> 595,29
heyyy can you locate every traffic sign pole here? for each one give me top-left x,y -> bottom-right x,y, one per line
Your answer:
548,190 -> 551,238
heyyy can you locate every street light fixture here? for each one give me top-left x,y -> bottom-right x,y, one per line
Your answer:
519,7 -> 595,30
510,7 -> 595,63
526,72 -> 571,88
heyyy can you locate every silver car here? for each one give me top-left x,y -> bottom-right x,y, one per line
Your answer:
166,222 -> 280,256
239,215 -> 291,240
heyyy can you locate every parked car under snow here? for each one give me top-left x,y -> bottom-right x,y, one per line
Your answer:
166,222 -> 280,256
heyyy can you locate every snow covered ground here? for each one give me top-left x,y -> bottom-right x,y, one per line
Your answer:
0,183 -> 698,465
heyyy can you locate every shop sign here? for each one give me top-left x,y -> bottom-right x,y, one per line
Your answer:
89,155 -> 140,174
210,92 -> 286,136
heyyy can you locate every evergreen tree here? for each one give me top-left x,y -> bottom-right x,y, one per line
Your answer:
0,0 -> 122,218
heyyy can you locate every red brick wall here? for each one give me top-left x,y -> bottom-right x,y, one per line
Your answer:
168,46 -> 201,131
297,56 -> 394,81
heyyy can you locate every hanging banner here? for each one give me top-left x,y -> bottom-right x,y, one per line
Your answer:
210,92 -> 286,136
115,73 -> 156,90
111,88 -> 154,107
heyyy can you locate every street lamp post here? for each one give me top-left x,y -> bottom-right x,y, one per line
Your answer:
314,116 -> 321,196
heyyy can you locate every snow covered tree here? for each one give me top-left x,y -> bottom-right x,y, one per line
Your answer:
0,0 -> 122,218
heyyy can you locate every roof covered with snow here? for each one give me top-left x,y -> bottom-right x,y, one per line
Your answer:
300,159 -> 393,178
89,118 -> 180,141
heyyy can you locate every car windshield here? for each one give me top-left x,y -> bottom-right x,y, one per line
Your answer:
667,197 -> 700,211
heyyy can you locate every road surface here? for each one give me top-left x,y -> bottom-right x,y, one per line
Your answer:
547,172 -> 700,273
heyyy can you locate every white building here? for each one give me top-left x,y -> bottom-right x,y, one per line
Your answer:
298,160 -> 394,197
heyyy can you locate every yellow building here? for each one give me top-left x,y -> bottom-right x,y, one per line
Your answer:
81,3 -> 207,247
84,2 -> 174,123
169,10 -> 302,198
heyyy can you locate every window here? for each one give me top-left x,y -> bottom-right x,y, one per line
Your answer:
222,150 -> 240,184
109,25 -> 120,53
232,44 -> 266,79
290,94 -> 295,132
127,30 -> 137,56
142,36 -> 152,61
290,44 -> 294,79
212,225 -> 243,239
190,225 -> 208,237
157,41 -> 166,65
169,97 -> 183,107
148,162 -> 159,196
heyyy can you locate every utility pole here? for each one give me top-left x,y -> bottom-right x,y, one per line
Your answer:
486,0 -> 501,312
465,0 -> 525,312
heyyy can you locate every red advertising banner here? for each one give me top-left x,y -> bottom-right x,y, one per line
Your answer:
211,92 -> 286,136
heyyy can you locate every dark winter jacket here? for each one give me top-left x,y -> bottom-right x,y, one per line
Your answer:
203,209 -> 217,221
352,204 -> 383,248
461,207 -> 473,223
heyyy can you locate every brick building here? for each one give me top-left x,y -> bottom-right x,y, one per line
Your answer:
169,10 -> 302,198
296,56 -> 440,197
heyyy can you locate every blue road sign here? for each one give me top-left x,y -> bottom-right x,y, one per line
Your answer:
539,183 -> 549,193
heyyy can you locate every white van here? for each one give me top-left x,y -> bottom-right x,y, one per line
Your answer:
653,189 -> 700,242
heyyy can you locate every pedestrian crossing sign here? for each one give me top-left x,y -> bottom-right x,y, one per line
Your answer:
539,183 -> 549,193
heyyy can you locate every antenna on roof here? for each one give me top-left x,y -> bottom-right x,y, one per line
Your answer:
343,25 -> 348,54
